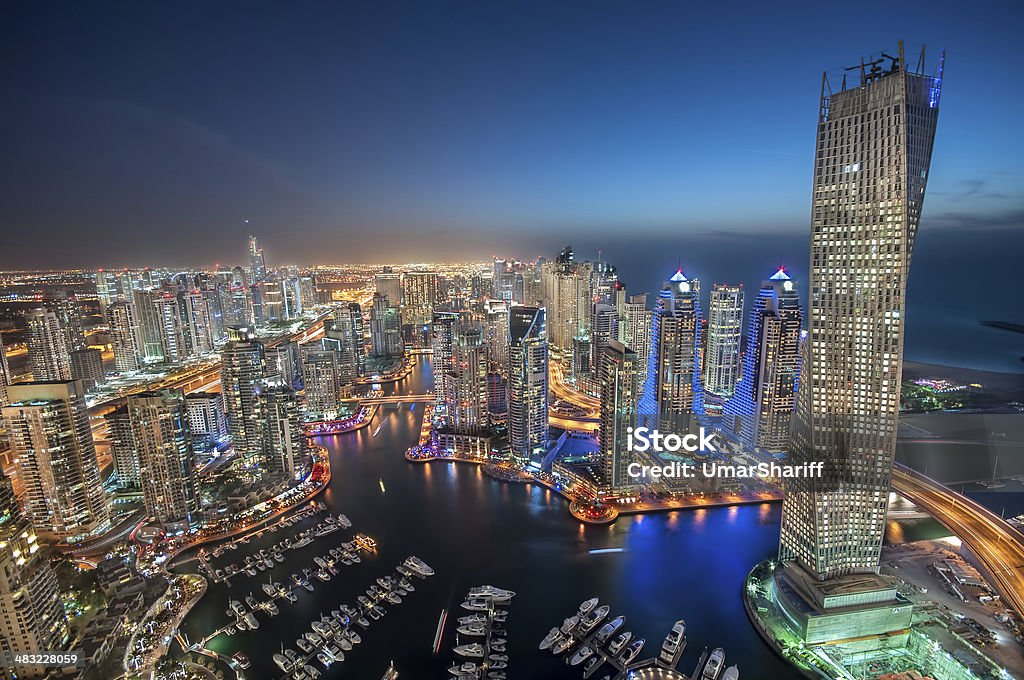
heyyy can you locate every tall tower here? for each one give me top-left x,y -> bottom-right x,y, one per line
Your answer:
126,390 -> 197,528
220,327 -> 267,462
153,293 -> 186,363
723,269 -> 802,453
374,267 -> 403,306
599,340 -> 639,492
703,284 -> 744,401
369,293 -> 404,358
507,306 -> 549,463
301,347 -> 341,421
638,271 -> 702,435
3,381 -> 109,542
443,325 -> 489,434
619,293 -> 651,388
248,234 -> 266,283
0,471 -> 69,678
108,300 -> 142,372
260,383 -> 309,482
779,45 -> 942,582
0,338 -> 10,408
25,308 -> 72,381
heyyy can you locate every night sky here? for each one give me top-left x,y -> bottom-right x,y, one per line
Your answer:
1,1 -> 1020,268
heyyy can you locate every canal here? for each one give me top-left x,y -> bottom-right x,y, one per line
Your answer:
177,357 -> 798,679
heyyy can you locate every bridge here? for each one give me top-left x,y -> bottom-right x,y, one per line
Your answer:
892,463 -> 1024,616
341,394 -> 434,405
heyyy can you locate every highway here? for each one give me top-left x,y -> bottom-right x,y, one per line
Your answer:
892,463 -> 1024,616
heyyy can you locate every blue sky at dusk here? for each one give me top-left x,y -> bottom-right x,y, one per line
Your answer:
2,0 -> 1021,269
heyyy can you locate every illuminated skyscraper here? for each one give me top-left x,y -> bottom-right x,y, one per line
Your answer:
248,234 -> 266,283
133,288 -> 166,362
25,308 -> 72,381
779,45 -> 943,582
507,306 -> 549,463
638,270 -> 703,435
260,382 -> 309,482
599,339 -> 639,492
3,381 -> 109,542
153,293 -> 186,363
325,304 -> 363,385
69,348 -> 104,391
125,390 -> 197,528
0,471 -> 69,678
108,300 -> 142,372
703,284 -> 744,401
369,293 -> 404,358
220,327 -> 267,462
442,325 -> 489,434
374,267 -> 402,306
301,348 -> 341,421
723,269 -> 802,453
618,293 -> 651,388
759,47 -> 944,653
483,300 -> 510,375
402,271 -> 438,345
0,339 -> 9,408
589,303 -> 619,385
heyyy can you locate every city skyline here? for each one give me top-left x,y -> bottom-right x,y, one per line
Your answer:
2,3 -> 1023,271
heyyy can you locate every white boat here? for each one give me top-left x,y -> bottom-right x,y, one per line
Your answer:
660,619 -> 686,662
325,644 -> 344,662
560,615 -> 579,635
314,556 -> 328,569
578,597 -> 599,615
245,595 -> 258,609
229,600 -> 246,617
337,513 -> 352,528
721,666 -> 739,680
292,536 -> 313,549
468,585 -> 516,601
404,556 -> 434,577
608,630 -> 632,656
296,638 -> 313,654
304,663 -> 320,679
457,624 -> 486,636
263,583 -> 278,597
552,636 -> 573,655
583,655 -> 602,674
454,643 -> 484,658
273,653 -> 293,673
317,653 -> 333,667
459,614 -> 487,625
448,662 -> 479,676
461,598 -> 490,611
569,645 -> 593,666
594,615 -> 624,645
244,613 -> 259,629
620,639 -> 645,666
702,648 -> 725,680
539,626 -> 562,650
579,605 -> 610,634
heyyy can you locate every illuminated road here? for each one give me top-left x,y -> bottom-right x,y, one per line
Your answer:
549,362 -> 599,413
341,394 -> 434,405
892,463 -> 1024,616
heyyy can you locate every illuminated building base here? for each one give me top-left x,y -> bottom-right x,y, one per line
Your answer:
773,562 -> 912,649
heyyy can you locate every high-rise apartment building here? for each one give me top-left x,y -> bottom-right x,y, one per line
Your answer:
126,390 -> 197,528
374,267 -> 402,306
248,234 -> 266,283
768,46 -> 943,650
260,383 -> 309,482
703,284 -> 744,400
723,270 -> 802,453
0,472 -> 69,679
70,348 -> 105,391
153,293 -> 186,363
3,381 -> 109,541
442,326 -> 489,434
507,306 -> 549,463
220,327 -> 267,462
133,289 -> 166,362
599,340 -> 639,492
638,271 -> 703,435
108,300 -> 142,372
369,293 -> 404,358
185,392 -> 228,445
618,293 -> 651,388
301,347 -> 341,421
25,308 -> 72,381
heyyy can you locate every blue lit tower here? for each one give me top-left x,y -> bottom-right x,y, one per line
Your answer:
637,270 -> 703,436
722,268 -> 801,453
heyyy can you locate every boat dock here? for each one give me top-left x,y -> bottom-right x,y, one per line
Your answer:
541,599 -> 738,680
448,585 -> 514,679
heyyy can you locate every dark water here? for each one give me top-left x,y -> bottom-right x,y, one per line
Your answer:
177,358 -> 794,679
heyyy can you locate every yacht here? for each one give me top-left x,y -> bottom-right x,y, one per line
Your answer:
356,616 -> 370,628
702,648 -> 725,680
316,653 -> 333,668
608,631 -> 632,656
315,570 -> 331,582
386,592 -> 402,604
594,615 -> 624,646
296,638 -> 313,654
620,639 -> 645,666
303,663 -> 320,679
244,566 -> 257,577
337,513 -> 352,528
468,585 -> 515,601
448,662 -> 479,676
345,629 -> 361,645
292,536 -> 313,549
396,565 -> 412,577
305,632 -> 324,647
457,623 -> 486,636
314,523 -> 339,537
579,605 -> 610,635
229,600 -> 246,617
551,636 -> 574,655
404,555 -> 434,576
355,533 -> 377,550
583,656 -> 602,675
263,583 -> 277,597
243,613 -> 259,629
569,645 -> 594,666
245,595 -> 258,609
273,654 -> 294,673
314,556 -> 329,569
461,597 -> 491,611
721,665 -> 739,680
459,614 -> 487,625
284,590 -> 298,603
660,620 -> 686,662
454,643 -> 484,658
312,621 -> 331,638
274,552 -> 285,563
368,608 -> 382,621
337,636 -> 352,651
266,601 -> 279,616
284,648 -> 300,664
578,597 -> 599,615
302,580 -> 315,592
560,615 -> 579,635
399,578 -> 415,592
